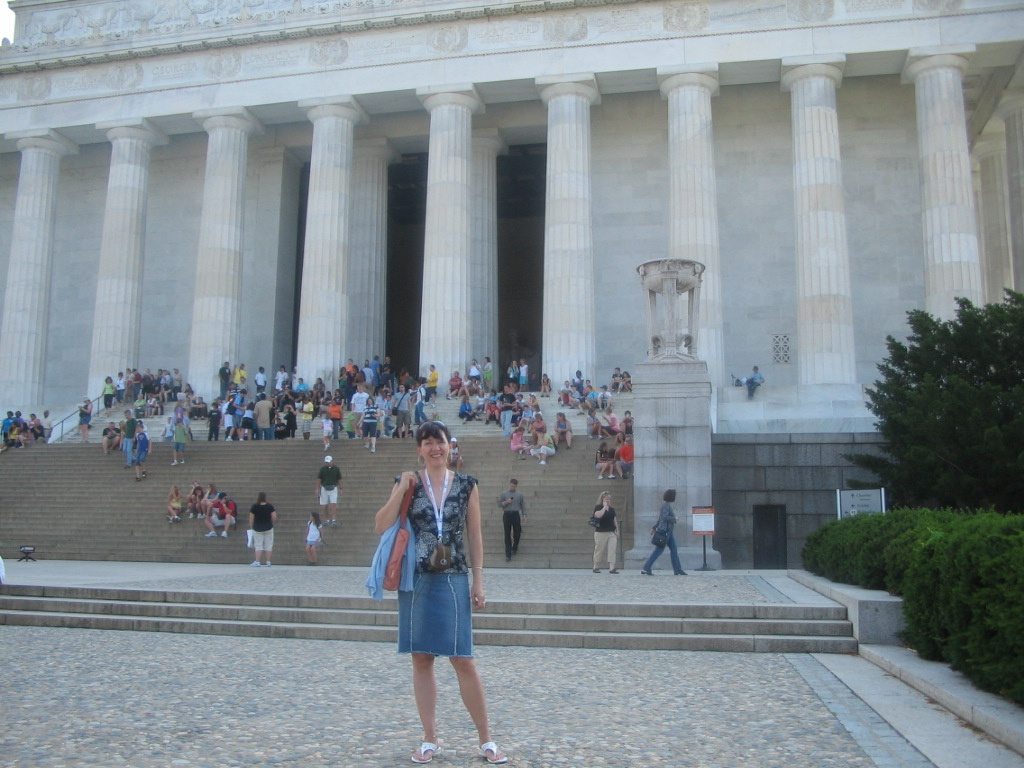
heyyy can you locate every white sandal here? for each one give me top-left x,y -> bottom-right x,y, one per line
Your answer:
411,742 -> 439,763
479,741 -> 508,764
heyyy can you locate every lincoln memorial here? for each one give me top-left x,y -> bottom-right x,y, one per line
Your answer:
0,0 -> 1022,436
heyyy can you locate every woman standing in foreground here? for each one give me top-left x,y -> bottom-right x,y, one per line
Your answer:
640,489 -> 687,576
374,421 -> 507,765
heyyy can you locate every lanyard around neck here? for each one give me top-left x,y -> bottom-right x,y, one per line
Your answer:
422,469 -> 450,538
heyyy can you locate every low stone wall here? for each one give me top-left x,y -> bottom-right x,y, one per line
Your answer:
789,570 -> 904,646
711,432 -> 884,569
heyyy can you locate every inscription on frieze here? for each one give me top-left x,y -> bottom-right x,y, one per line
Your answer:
845,0 -> 904,11
152,60 -> 201,80
788,0 -> 834,21
357,33 -> 420,60
475,20 -> 543,46
54,70 -> 110,94
712,0 -> 787,29
594,9 -> 657,33
913,0 -> 962,10
245,47 -> 303,69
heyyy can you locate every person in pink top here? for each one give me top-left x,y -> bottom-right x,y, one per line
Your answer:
509,427 -> 530,459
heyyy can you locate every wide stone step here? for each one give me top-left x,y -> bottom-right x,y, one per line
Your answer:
0,586 -> 855,652
0,595 -> 851,636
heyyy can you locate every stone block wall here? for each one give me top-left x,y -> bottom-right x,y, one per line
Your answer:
711,432 -> 885,569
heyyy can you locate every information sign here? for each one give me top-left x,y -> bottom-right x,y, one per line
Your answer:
836,489 -> 886,519
692,506 -> 715,535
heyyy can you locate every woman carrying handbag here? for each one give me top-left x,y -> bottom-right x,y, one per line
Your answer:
373,421 -> 508,765
641,489 -> 687,576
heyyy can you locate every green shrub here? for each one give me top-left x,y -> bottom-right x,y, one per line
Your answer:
901,513 -> 1024,704
881,508 -> 958,595
803,513 -> 885,586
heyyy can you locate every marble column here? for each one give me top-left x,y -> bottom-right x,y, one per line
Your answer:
0,129 -> 77,408
973,135 -> 1014,301
996,92 -> 1024,292
537,74 -> 599,385
471,128 -> 506,368
782,57 -> 857,386
416,85 -> 483,379
87,119 -> 168,401
904,47 -> 984,318
348,137 -> 396,361
295,97 -> 366,385
186,108 -> 263,399
658,65 -> 725,389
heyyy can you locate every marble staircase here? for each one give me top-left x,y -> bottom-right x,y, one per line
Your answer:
0,584 -> 856,653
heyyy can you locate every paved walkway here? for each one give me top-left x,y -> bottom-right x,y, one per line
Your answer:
2,560 -> 1022,768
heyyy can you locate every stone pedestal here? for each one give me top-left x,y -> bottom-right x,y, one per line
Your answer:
627,357 -> 722,571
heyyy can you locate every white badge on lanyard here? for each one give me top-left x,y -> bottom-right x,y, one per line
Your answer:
422,469 -> 451,540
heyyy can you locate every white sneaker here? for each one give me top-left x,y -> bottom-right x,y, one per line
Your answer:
539,460 -> 546,465
220,532 -> 228,538
597,474 -> 603,479
263,562 -> 271,567
250,561 -> 261,567
370,447 -> 376,453
180,459 -> 185,464
205,531 -> 217,537
171,460 -> 178,466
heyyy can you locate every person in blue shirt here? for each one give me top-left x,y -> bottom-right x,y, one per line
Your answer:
133,422 -> 150,482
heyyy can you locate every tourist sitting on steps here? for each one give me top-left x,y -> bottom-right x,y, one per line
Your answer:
204,493 -> 236,538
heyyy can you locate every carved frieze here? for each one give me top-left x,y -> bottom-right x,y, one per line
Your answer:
543,14 -> 588,43
429,25 -> 467,53
309,38 -> 349,65
663,2 -> 710,32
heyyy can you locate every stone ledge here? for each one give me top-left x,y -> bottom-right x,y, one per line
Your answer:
789,569 -> 904,645
859,644 -> 1024,759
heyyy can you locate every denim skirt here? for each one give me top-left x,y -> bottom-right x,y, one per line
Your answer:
397,571 -> 474,658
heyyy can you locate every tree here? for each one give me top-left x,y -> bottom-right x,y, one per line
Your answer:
848,291 -> 1024,512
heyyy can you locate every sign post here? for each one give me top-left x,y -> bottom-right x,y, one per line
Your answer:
692,506 -> 716,571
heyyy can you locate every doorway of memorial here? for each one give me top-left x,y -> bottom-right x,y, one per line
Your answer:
384,145 -> 547,392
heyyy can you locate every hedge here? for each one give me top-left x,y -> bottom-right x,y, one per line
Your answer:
802,508 -> 1024,706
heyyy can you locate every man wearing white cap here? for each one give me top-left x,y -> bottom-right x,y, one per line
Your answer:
315,455 -> 342,527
